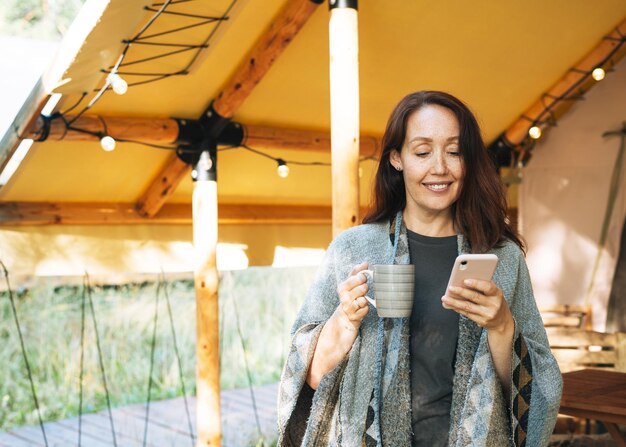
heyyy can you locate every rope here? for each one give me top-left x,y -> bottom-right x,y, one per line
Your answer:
142,280 -> 161,447
84,273 -> 118,446
586,127 -> 626,304
228,272 -> 264,445
1,261 -> 49,446
161,271 -> 195,445
78,276 -> 88,446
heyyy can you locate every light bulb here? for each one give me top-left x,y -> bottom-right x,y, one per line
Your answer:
528,126 -> 542,140
100,135 -> 116,151
592,67 -> 605,81
108,73 -> 128,95
277,159 -> 289,178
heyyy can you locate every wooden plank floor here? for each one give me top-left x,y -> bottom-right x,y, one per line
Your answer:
0,383 -> 279,447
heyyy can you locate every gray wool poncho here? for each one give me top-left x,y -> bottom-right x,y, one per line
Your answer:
277,214 -> 562,447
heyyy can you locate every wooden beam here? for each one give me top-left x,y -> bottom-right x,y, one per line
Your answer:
135,154 -> 190,218
29,115 -> 381,220
27,116 -> 382,157
137,0 -> 323,218
212,0 -> 323,118
0,201 -> 369,225
504,17 -> 626,145
133,124 -> 380,218
245,124 -> 380,155
29,114 -> 179,143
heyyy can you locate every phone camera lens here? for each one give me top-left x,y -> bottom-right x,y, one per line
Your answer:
460,261 -> 468,266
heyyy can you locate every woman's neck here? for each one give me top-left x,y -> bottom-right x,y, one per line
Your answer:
402,208 -> 456,237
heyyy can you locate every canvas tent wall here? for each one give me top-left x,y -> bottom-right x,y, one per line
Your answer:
520,57 -> 626,330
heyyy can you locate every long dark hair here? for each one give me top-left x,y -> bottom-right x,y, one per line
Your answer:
363,90 -> 524,253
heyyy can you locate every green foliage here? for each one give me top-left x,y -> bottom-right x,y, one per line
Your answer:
0,0 -> 86,40
0,266 -> 314,433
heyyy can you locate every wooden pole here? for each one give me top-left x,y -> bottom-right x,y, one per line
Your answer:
192,150 -> 221,447
329,0 -> 360,236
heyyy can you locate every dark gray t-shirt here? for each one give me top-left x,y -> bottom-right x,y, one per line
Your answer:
407,229 -> 459,447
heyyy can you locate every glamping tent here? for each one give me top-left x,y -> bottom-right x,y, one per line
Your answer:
1,0 -> 626,445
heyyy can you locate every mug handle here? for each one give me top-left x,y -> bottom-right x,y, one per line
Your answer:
360,269 -> 376,308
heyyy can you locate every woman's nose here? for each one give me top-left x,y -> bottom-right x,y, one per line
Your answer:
431,152 -> 448,174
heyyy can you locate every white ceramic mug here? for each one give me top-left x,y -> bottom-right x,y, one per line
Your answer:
361,264 -> 415,318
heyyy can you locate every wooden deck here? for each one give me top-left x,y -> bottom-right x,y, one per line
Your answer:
0,383 -> 279,447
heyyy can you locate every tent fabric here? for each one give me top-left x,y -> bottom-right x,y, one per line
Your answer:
519,57 -> 626,330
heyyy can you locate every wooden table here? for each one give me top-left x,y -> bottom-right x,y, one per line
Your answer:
560,369 -> 626,446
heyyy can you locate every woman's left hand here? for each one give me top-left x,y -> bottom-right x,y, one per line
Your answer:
442,279 -> 513,333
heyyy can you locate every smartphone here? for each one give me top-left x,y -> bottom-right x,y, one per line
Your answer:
446,254 -> 498,291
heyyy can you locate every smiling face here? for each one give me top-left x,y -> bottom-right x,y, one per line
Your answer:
389,104 -> 464,227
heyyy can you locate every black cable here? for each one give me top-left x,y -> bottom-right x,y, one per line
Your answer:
1,260 -> 49,447
240,144 -> 280,162
161,271 -> 195,445
131,0 -> 174,43
60,92 -> 88,115
183,0 -> 239,70
115,137 -> 179,150
68,0 -> 174,123
119,46 -> 200,67
126,74 -> 182,87
152,0 -> 194,6
239,143 -> 378,166
64,0 -> 237,124
84,273 -> 118,447
101,69 -> 188,76
142,280 -> 160,447
145,6 -> 224,20
78,275 -> 87,447
121,41 -> 208,48
230,276 -> 264,444
133,17 -> 226,41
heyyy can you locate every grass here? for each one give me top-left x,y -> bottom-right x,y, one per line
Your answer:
0,266 -> 315,434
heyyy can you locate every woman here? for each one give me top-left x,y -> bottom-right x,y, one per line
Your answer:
278,91 -> 562,447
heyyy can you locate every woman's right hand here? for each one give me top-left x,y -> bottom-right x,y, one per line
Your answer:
336,262 -> 371,331
307,262 -> 371,388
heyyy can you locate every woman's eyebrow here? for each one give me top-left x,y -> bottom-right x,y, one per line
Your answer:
407,136 -> 459,144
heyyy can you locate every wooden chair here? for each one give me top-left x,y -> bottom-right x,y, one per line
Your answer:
540,304 -> 593,330
546,327 -> 626,437
545,327 -> 626,373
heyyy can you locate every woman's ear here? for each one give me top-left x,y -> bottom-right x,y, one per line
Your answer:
389,149 -> 403,171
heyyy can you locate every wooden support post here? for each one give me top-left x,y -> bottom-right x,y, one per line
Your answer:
329,0 -> 360,236
192,150 -> 221,447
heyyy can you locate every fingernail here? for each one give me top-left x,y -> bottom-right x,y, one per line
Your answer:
463,279 -> 473,286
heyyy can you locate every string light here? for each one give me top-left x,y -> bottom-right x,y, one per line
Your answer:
107,73 -> 128,95
488,26 -> 625,173
528,126 -> 542,140
276,159 -> 289,178
592,67 -> 606,81
100,135 -> 116,151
